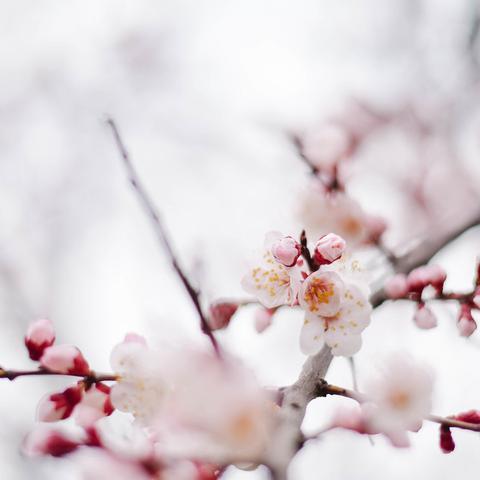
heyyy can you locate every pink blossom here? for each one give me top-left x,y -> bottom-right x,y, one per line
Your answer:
425,265 -> 447,290
364,354 -> 433,446
365,214 -> 387,243
385,274 -> 409,299
406,266 -> 430,292
270,235 -> 301,267
473,288 -> 480,309
208,302 -> 238,330
37,383 -> 83,422
457,305 -> 477,337
413,304 -> 437,329
299,271 -> 344,317
40,345 -> 90,375
25,318 -> 55,361
313,233 -> 346,266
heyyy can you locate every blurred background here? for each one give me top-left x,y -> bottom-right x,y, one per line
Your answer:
1,0 -> 480,478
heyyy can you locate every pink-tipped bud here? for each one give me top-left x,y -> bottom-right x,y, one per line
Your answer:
74,383 -> 114,428
40,345 -> 90,375
207,302 -> 238,330
406,267 -> 430,293
457,305 -> 477,337
254,308 -> 274,333
25,318 -> 55,361
385,274 -> 409,299
313,233 -> 346,265
271,236 -> 302,267
440,425 -> 455,453
37,384 -> 83,422
425,265 -> 447,291
23,428 -> 79,457
413,304 -> 437,330
456,410 -> 480,424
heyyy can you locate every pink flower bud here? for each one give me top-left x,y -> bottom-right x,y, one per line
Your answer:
23,428 -> 79,457
457,305 -> 477,337
425,265 -> 447,291
40,345 -> 90,375
413,304 -> 437,330
385,274 -> 408,299
439,425 -> 455,453
407,267 -> 430,293
25,318 -> 55,361
207,302 -> 238,330
254,308 -> 274,333
271,236 -> 302,267
37,384 -> 83,422
456,410 -> 480,424
313,233 -> 346,265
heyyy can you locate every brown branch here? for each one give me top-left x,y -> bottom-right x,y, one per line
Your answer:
299,230 -> 318,273
106,118 -> 220,356
0,367 -> 117,383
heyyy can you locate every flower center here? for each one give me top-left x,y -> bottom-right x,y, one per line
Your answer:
304,278 -> 335,312
388,390 -> 411,410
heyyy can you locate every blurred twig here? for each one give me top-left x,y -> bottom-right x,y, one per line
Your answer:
105,118 -> 220,356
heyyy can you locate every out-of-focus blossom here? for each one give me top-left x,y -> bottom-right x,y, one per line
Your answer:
254,308 -> 275,333
73,383 -> 114,428
313,233 -> 346,266
37,383 -> 83,422
154,351 -> 275,463
40,345 -> 90,375
207,302 -> 238,331
23,426 -> 80,457
385,274 -> 409,299
473,288 -> 480,309
300,123 -> 350,172
25,318 -> 56,361
439,410 -> 480,454
298,185 -> 370,246
457,305 -> 477,337
413,304 -> 437,330
364,354 -> 433,447
109,334 -> 166,425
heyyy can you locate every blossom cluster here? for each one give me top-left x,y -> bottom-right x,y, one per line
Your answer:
242,231 -> 372,356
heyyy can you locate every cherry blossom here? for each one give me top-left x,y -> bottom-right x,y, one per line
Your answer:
207,302 -> 238,331
299,280 -> 371,356
109,334 -> 166,425
241,233 -> 304,308
385,274 -> 409,299
153,351 -> 276,463
298,185 -> 370,246
23,426 -> 81,457
457,304 -> 477,337
364,354 -> 433,446
270,235 -> 302,267
37,383 -> 83,422
254,308 -> 274,333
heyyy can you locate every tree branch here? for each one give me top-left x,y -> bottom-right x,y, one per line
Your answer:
271,210 -> 480,478
105,118 -> 220,356
0,367 -> 117,383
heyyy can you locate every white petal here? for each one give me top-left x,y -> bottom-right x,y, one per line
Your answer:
325,332 -> 362,356
299,314 -> 326,355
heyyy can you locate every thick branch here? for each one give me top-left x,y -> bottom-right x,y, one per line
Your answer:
273,210 -> 480,478
106,118 -> 220,356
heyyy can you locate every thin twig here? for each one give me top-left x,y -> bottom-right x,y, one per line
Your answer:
317,381 -> 480,433
0,367 -> 117,383
105,118 -> 220,356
